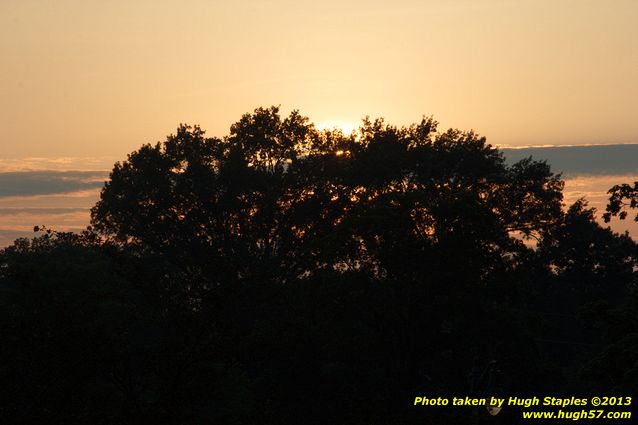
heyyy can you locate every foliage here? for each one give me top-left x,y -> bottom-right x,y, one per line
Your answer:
1,107 -> 636,424
90,106 -> 564,287
604,181 -> 638,222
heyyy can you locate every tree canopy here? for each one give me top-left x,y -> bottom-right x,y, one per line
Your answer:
1,106 -> 636,424
605,181 -> 638,222
90,106 -> 564,286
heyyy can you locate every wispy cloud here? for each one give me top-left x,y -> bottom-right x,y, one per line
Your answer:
0,207 -> 88,216
0,189 -> 100,209
0,171 -> 107,197
0,203 -> 95,248
0,169 -> 103,247
0,157 -> 117,172
502,144 -> 638,177
563,175 -> 638,237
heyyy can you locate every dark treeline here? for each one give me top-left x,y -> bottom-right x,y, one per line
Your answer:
1,107 -> 636,424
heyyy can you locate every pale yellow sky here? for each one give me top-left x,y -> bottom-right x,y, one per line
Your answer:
1,0 -> 637,158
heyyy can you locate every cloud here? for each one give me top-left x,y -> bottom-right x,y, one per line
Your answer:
0,205 -> 91,231
0,205 -> 92,249
0,207 -> 88,216
562,175 -> 638,238
0,229 -> 36,248
502,144 -> 638,176
0,157 -> 117,172
0,171 -> 108,198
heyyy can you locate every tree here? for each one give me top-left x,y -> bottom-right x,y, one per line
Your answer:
0,229 -> 255,424
7,106 -> 636,424
604,181 -> 638,222
84,107 -> 575,422
90,106 -> 565,288
538,200 -> 636,302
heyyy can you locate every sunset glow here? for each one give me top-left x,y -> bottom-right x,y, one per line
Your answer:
315,120 -> 359,135
2,1 -> 637,160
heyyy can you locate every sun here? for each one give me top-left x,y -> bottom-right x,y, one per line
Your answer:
315,120 -> 359,135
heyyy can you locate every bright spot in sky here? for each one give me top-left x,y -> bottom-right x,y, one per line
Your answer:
315,120 -> 359,135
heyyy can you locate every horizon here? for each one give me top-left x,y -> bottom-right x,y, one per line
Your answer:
1,141 -> 637,247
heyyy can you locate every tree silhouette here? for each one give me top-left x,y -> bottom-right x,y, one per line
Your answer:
539,200 -> 636,301
90,107 -> 565,287
1,106 -> 636,424
604,181 -> 638,222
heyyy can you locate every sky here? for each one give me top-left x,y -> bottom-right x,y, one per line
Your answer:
1,0 -> 638,159
1,1 -> 638,246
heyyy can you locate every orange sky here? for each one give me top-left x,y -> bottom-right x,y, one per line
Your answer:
1,0 -> 637,159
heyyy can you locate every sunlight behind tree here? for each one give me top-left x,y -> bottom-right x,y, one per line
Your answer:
315,120 -> 359,135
